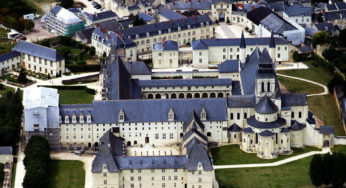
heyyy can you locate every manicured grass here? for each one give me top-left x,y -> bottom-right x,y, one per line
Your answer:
278,75 -> 324,95
332,145 -> 346,155
278,60 -> 332,85
216,156 -> 314,188
307,95 -> 345,136
211,145 -> 319,165
47,160 -> 85,188
58,89 -> 94,104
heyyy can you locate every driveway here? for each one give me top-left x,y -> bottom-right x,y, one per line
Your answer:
25,20 -> 57,43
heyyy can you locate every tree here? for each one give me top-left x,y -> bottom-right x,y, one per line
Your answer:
0,163 -> 4,187
24,20 -> 35,31
56,46 -> 71,59
17,69 -> 29,84
309,154 -> 323,187
332,153 -> 346,187
60,0 -> 74,8
322,153 -> 333,186
89,46 -> 96,56
132,15 -> 145,26
339,29 -> 346,48
312,31 -> 330,48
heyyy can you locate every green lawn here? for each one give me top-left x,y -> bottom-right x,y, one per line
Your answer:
216,156 -> 314,188
58,89 -> 94,104
332,145 -> 346,155
211,145 -> 319,165
278,75 -> 324,95
307,95 -> 345,136
0,29 -> 17,55
47,160 -> 85,188
277,60 -> 332,85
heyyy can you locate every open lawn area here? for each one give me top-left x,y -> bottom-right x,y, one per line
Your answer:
216,156 -> 314,188
0,29 -> 17,55
211,145 -> 319,165
48,160 -> 85,188
278,75 -> 324,95
58,89 -> 94,104
332,145 -> 346,155
277,60 -> 332,85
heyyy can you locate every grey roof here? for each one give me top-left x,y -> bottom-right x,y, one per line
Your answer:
92,144 -> 119,172
247,116 -> 286,129
280,127 -> 290,133
118,15 -> 212,40
100,131 -> 125,156
247,6 -> 272,25
305,26 -> 318,37
192,37 -> 289,50
314,22 -> 338,35
123,61 -> 152,75
82,98 -> 227,124
183,110 -> 205,132
243,127 -> 253,133
13,41 -> 64,62
290,120 -> 306,131
240,31 -> 246,48
285,4 -> 312,17
183,127 -> 208,142
255,96 -> 278,114
138,12 -> 153,22
335,2 -> 346,10
0,146 -> 13,155
319,126 -> 334,134
307,111 -> 316,124
87,11 -> 118,22
75,28 -> 95,40
281,94 -> 307,107
231,81 -> 242,95
186,142 -> 213,171
324,10 -> 346,21
240,48 -> 260,95
327,4 -> 337,11
227,95 -> 256,108
94,20 -> 121,33
93,27 -> 136,48
259,12 -> 297,34
0,51 -> 20,62
152,40 -> 179,51
137,78 -> 232,87
116,155 -> 187,169
159,9 -> 185,20
172,1 -> 211,10
51,5 -> 62,14
228,123 -> 242,132
259,130 -> 275,136
269,33 -> 275,48
218,60 -> 240,73
267,3 -> 285,12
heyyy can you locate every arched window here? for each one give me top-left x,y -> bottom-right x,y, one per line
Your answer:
187,93 -> 192,98
218,93 -> 223,98
127,141 -> 131,146
155,94 -> 161,99
171,93 -> 177,98
210,93 -> 216,98
134,141 -> 137,145
194,93 -> 200,98
202,93 -> 208,98
207,132 -> 211,136
179,93 -> 184,98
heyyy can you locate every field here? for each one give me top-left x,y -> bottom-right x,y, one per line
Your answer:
47,160 -> 85,188
211,145 -> 319,165
58,89 -> 94,104
278,75 -> 324,95
216,156 -> 314,188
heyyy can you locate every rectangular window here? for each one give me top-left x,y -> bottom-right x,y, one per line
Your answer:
155,134 -> 159,139
162,133 -> 166,139
291,112 -> 294,118
230,113 -> 233,120
170,133 -> 173,139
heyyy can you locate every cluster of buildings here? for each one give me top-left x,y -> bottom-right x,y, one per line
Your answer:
0,41 -> 65,76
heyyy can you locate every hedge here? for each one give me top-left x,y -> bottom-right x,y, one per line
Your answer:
38,85 -> 96,95
312,53 -> 335,74
66,64 -> 101,73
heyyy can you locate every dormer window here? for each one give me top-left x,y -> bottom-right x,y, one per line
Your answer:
103,164 -> 108,170
146,32 -> 150,37
87,112 -> 91,123
188,25 -> 191,29
168,108 -> 174,121
119,109 -> 125,123
72,113 -> 77,123
206,22 -> 209,26
158,30 -> 161,34
201,22 -> 204,27
200,108 -> 207,121
65,114 -> 69,123
178,27 -> 181,31
136,34 -> 139,39
168,28 -> 171,33
80,112 -> 84,123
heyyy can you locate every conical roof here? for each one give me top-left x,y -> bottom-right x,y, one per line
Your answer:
255,96 -> 278,114
269,33 -> 276,48
240,31 -> 246,49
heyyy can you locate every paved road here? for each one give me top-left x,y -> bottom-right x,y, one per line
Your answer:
277,73 -> 329,97
13,142 -> 25,188
214,148 -> 330,169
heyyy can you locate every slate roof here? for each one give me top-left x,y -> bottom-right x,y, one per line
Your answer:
269,33 -> 276,48
259,130 -> 275,136
218,60 -> 240,73
152,40 -> 179,51
85,98 -> 227,124
228,123 -> 242,132
137,78 -> 232,87
335,2 -> 346,10
172,1 -> 211,10
0,51 -> 20,62
160,9 -> 185,20
87,11 -> 118,22
255,96 -> 278,114
281,94 -> 307,107
240,48 -> 260,95
183,127 -> 208,142
240,31 -> 246,48
260,12 -> 297,33
290,120 -> 306,130
192,37 -> 289,50
247,6 -> 272,25
92,144 -> 118,172
280,127 -> 290,133
247,116 -> 286,129
285,4 -> 313,17
93,27 -> 136,48
319,126 -> 334,134
0,146 -> 13,155
307,111 -> 316,124
231,81 -> 242,95
94,20 -> 121,33
75,28 -> 95,40
314,22 -> 338,35
324,10 -> 346,21
118,15 -> 212,40
243,127 -> 253,133
123,61 -> 152,75
13,41 -> 64,62
227,95 -> 256,108
116,155 -> 187,169
138,12 -> 153,22
186,142 -> 213,171
327,4 -> 337,11
99,131 -> 125,156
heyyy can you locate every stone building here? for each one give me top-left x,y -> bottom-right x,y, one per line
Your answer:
152,40 -> 179,69
0,51 -> 21,75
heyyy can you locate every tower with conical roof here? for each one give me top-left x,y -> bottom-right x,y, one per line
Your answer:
269,33 -> 276,62
239,31 -> 246,63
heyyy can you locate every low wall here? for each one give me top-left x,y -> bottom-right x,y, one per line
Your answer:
334,136 -> 346,145
62,74 -> 99,85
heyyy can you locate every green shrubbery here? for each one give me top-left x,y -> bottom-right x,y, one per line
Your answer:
0,163 -> 4,187
38,85 -> 96,95
23,136 -> 50,188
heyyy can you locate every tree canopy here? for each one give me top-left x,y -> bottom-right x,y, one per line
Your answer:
60,0 -> 74,8
312,31 -> 330,48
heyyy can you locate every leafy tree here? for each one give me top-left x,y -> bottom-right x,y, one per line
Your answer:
309,154 -> 323,187
322,153 -> 333,185
339,29 -> 346,48
60,0 -> 74,8
312,31 -> 330,48
18,69 -> 29,84
89,46 -> 96,56
0,163 -> 4,187
24,20 -> 35,31
56,46 -> 71,59
132,15 -> 145,26
332,153 -> 346,187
